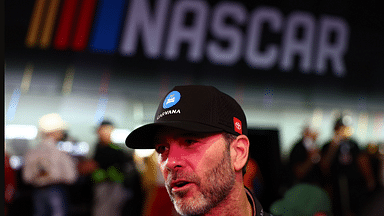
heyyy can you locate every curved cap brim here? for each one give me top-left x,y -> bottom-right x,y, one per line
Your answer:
125,121 -> 224,149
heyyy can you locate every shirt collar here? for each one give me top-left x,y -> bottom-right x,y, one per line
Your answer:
245,186 -> 265,216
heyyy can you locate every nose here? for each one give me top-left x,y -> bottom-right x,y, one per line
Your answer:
164,143 -> 186,172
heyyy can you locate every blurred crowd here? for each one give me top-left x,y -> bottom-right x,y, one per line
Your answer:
282,116 -> 384,216
4,113 -> 384,216
5,113 -> 175,216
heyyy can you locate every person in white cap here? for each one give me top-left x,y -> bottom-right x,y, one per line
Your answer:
23,113 -> 78,216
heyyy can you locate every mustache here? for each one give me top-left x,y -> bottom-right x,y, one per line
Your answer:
165,171 -> 200,188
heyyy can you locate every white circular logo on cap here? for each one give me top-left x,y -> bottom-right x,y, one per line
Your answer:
163,91 -> 181,109
235,122 -> 242,130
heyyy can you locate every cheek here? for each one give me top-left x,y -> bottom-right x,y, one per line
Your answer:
157,156 -> 167,173
230,147 -> 236,163
195,148 -> 225,175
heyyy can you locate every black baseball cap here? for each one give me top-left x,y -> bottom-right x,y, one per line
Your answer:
125,85 -> 247,149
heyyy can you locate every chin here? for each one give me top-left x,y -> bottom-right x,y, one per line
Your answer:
172,193 -> 215,216
175,200 -> 209,215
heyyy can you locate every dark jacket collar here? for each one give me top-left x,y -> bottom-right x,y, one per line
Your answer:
245,186 -> 272,216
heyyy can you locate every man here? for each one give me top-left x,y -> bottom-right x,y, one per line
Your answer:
289,126 -> 323,186
320,116 -> 376,216
23,113 -> 78,216
125,85 -> 271,216
79,120 -> 143,216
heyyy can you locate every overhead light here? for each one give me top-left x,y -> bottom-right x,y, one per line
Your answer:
57,141 -> 73,153
135,149 -> 155,158
74,142 -> 90,156
5,125 -> 38,140
9,155 -> 23,170
342,115 -> 353,126
57,141 -> 90,156
111,129 -> 131,144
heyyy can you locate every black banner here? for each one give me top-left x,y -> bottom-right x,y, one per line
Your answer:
5,0 -> 384,94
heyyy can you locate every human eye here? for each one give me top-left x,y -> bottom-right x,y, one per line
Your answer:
155,144 -> 168,154
184,139 -> 198,145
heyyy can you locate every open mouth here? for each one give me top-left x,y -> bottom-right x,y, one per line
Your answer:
171,181 -> 193,191
175,181 -> 189,188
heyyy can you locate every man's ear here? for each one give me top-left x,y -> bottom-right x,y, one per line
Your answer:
230,135 -> 250,172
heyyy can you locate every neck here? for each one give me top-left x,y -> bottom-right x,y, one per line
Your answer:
100,140 -> 112,146
202,181 -> 252,216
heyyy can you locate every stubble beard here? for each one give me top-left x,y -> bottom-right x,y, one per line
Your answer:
165,148 -> 236,216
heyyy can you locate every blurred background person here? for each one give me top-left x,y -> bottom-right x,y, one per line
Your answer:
133,150 -> 179,216
5,151 -> 17,216
56,131 -> 94,216
381,143 -> 384,189
365,142 -> 384,192
320,116 -> 376,216
22,113 -> 78,216
78,120 -> 143,216
270,183 -> 332,216
288,126 -> 323,186
243,156 -> 265,199
358,142 -> 384,216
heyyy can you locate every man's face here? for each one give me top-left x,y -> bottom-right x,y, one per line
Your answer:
155,128 -> 236,215
335,125 -> 353,139
97,125 -> 114,145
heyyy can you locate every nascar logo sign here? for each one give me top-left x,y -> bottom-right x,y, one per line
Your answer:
26,0 -> 350,77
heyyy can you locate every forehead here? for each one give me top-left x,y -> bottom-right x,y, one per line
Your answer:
154,126 -> 223,141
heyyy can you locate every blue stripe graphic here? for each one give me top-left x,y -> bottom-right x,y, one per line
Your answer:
94,96 -> 108,125
6,89 -> 21,122
89,0 -> 126,53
